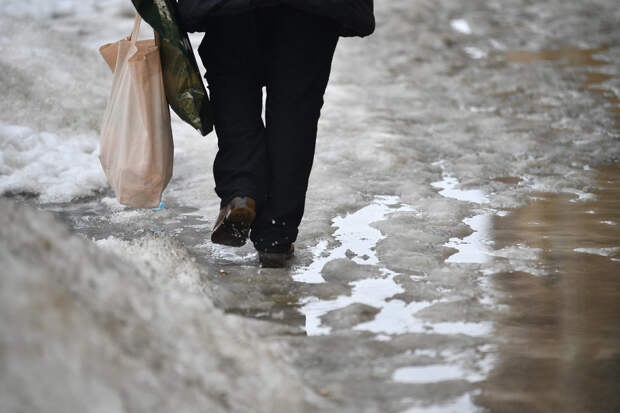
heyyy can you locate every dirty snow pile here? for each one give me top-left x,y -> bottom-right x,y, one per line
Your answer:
0,200 -> 319,413
0,8 -> 320,410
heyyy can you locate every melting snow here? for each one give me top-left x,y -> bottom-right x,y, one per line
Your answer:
0,124 -> 107,202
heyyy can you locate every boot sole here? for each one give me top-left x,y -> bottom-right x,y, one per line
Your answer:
211,206 -> 256,247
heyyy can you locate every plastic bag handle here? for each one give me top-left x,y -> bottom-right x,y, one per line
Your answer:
129,14 -> 142,43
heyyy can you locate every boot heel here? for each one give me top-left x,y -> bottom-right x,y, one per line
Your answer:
211,197 -> 256,247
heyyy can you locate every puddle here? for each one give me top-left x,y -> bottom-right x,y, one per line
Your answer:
293,195 -> 416,284
431,161 -> 496,265
431,161 -> 489,204
479,164 -> 620,412
426,163 -> 620,412
355,297 -> 492,337
295,195 -> 492,337
301,268 -> 405,335
394,364 -> 477,383
444,214 -> 493,264
573,247 -> 620,257
394,359 -> 488,384
298,183 -> 496,337
295,195 -> 417,334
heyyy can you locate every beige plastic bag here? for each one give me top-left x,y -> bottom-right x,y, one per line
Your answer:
99,15 -> 173,208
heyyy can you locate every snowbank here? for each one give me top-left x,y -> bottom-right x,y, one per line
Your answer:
0,199 -> 319,413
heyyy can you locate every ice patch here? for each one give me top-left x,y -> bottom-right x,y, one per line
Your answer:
573,247 -> 620,257
401,392 -> 482,413
0,124 -> 107,202
482,244 -> 548,277
393,364 -> 485,384
492,245 -> 542,261
431,162 -> 497,265
450,19 -> 472,35
292,195 -> 490,337
395,346 -> 495,411
444,214 -> 493,264
301,268 -> 405,335
564,189 -> 597,202
295,239 -> 331,283
356,297 -> 492,337
412,349 -> 438,358
293,195 -> 416,284
302,269 -> 492,337
464,47 -> 487,60
375,334 -> 392,342
432,162 -> 489,204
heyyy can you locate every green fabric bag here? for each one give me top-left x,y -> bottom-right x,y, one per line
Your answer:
131,0 -> 213,136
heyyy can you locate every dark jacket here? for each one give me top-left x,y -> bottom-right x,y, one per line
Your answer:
177,0 -> 375,37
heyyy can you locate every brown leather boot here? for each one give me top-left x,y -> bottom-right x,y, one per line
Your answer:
211,196 -> 256,247
258,244 -> 295,268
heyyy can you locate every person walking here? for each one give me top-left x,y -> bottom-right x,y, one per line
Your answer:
178,0 -> 375,267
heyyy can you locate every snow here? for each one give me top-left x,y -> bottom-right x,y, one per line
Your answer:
0,124 -> 107,202
95,235 -> 204,293
431,161 -> 489,205
356,298 -> 492,337
2,0 -> 620,411
3,0 -> 124,19
393,364 -> 484,383
293,195 -> 416,284
444,214 -> 493,264
574,247 -> 620,257
450,19 -> 472,35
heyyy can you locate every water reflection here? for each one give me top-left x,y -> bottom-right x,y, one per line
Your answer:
479,164 -> 620,412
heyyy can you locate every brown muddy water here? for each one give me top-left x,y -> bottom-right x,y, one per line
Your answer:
480,164 -> 620,413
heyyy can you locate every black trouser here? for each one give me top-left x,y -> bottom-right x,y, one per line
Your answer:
199,5 -> 339,253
